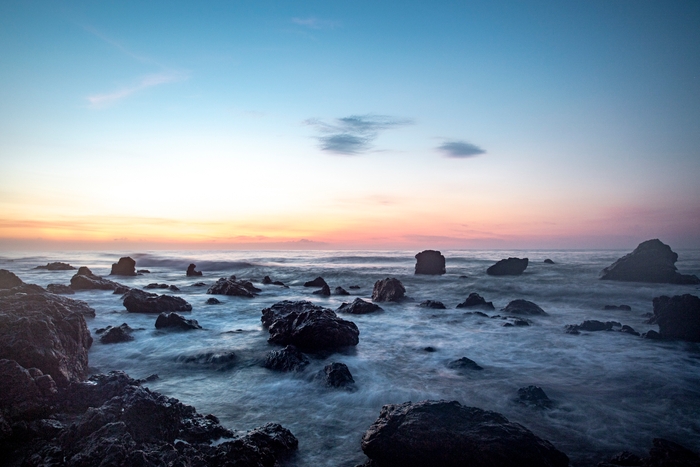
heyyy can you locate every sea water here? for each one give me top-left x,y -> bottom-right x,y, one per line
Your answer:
2,249 -> 700,466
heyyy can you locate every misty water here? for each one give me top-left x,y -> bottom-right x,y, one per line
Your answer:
2,249 -> 700,466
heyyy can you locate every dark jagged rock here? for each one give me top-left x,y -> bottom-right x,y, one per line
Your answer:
100,324 -> 135,344
487,257 -> 529,276
262,275 -> 273,284
649,294 -> 700,342
604,304 -> 632,311
360,400 -> 568,467
544,259 -> 555,264
110,256 -> 137,276
335,286 -> 350,295
145,283 -> 170,289
319,362 -> 354,388
46,283 -> 74,294
517,385 -> 553,409
456,292 -> 495,310
620,325 -> 640,336
70,266 -> 124,291
169,284 -> 180,291
155,312 -> 202,331
0,359 -> 57,420
0,288 -> 93,386
313,284 -> 331,296
123,289 -> 192,313
113,285 -> 131,294
273,280 -> 288,287
205,297 -> 221,305
503,299 -> 547,315
264,345 -> 309,372
643,330 -> 661,339
372,277 -> 406,302
447,357 -> 483,371
420,300 -> 446,309
178,351 -> 237,370
565,320 -> 619,334
261,300 -> 359,352
600,239 -> 700,284
414,250 -> 446,275
304,276 -> 328,287
207,275 -> 261,297
0,269 -> 24,289
597,438 -> 700,467
337,298 -> 382,314
186,263 -> 203,277
33,262 -> 75,271
500,316 -> 531,327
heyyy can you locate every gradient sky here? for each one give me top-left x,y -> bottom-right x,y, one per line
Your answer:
1,0 -> 699,250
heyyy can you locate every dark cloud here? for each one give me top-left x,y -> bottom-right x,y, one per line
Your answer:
438,140 -> 486,158
306,114 -> 412,155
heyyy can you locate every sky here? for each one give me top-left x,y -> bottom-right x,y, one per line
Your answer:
1,0 -> 699,250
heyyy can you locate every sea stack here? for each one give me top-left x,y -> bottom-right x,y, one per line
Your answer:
600,239 -> 699,284
110,257 -> 137,276
414,250 -> 446,275
186,263 -> 203,276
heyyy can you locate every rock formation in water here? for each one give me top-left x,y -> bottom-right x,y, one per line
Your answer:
648,294 -> 700,342
98,323 -> 135,344
33,262 -> 75,270
372,278 -> 406,302
415,250 -> 446,275
304,276 -> 328,287
447,357 -> 483,371
420,300 -> 446,309
313,284 -> 331,296
110,256 -> 137,276
600,239 -> 700,284
207,275 -> 261,297
155,312 -> 202,330
123,289 -> 192,313
334,286 -> 350,296
503,299 -> 547,315
487,257 -> 529,276
456,292 -> 495,310
337,298 -> 382,314
264,345 -> 309,372
70,266 -> 124,291
319,362 -> 354,388
46,283 -> 74,294
186,263 -> 203,276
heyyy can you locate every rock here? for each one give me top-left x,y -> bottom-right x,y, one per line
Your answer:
500,316 -> 531,327
178,351 -> 237,370
46,283 -> 74,294
414,250 -> 446,275
649,294 -> 700,342
123,289 -> 192,313
264,345 -> 309,372
262,275 -> 273,284
598,438 -> 700,467
423,346 -> 437,352
572,320 -> 618,332
33,262 -> 75,271
186,263 -> 203,276
337,298 -> 382,314
420,300 -> 446,309
503,299 -> 546,315
643,330 -> 661,339
144,283 -> 170,289
169,285 -> 180,291
620,325 -> 640,336
207,275 -> 261,297
192,281 -> 207,287
447,357 -> 483,371
100,324 -> 135,344
349,285 -> 361,289
360,400 -> 569,467
110,256 -> 137,276
372,278 -> 406,302
155,312 -> 202,331
70,266 -> 124,291
544,259 -> 555,264
464,311 -> 490,318
517,386 -> 553,409
335,286 -> 350,296
137,269 -> 150,273
261,300 -> 360,352
0,288 -> 93,386
304,276 -> 328,287
456,293 -> 495,310
0,269 -> 24,289
205,297 -> 221,305
113,285 -> 131,294
0,359 -> 57,420
487,257 -> 529,276
604,304 -> 632,311
313,284 -> 331,296
600,239 -> 700,284
319,362 -> 354,388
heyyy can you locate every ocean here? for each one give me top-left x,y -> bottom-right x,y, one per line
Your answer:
2,249 -> 700,466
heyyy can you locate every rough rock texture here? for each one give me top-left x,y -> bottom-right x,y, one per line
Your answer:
487,257 -> 529,276
516,386 -> 553,409
264,345 -> 309,372
597,438 -> 700,467
304,277 -> 328,288
337,298 -> 382,314
372,278 -> 406,302
414,250 -> 446,275
0,359 -> 57,420
447,357 -> 483,371
335,286 -> 350,296
110,256 -> 137,276
419,300 -> 446,309
319,362 -> 354,388
0,269 -> 24,289
313,284 -> 331,296
123,289 -> 193,313
46,283 -> 74,294
261,300 -> 360,352
99,323 -> 135,344
456,293 -> 495,310
70,266 -> 124,291
33,262 -> 75,270
155,312 -> 202,331
207,275 -> 261,297
600,239 -> 700,284
648,294 -> 700,342
186,263 -> 203,276
503,299 -> 547,315
360,400 -> 568,467
0,287 -> 93,386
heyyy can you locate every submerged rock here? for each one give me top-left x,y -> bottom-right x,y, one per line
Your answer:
565,320 -> 619,334
144,283 -> 170,289
603,304 -> 632,311
33,262 -> 75,271
600,239 -> 699,284
123,289 -> 192,313
420,300 -> 446,309
70,266 -> 124,291
304,276 -> 328,287
178,351 -> 238,370
360,400 -> 569,467
337,298 -> 382,314
207,275 -> 261,297
503,299 -> 547,315
155,312 -> 202,331
186,263 -> 203,276
516,385 -> 553,409
46,283 -> 74,294
264,345 -> 309,372
110,256 -> 137,276
0,269 -> 24,289
319,362 -> 355,388
487,257 -> 529,276
649,294 -> 700,342
447,357 -> 483,371
544,259 -> 555,264
205,297 -> 221,305
414,250 -> 446,275
100,323 -> 135,344
456,292 -> 495,310
372,278 -> 406,302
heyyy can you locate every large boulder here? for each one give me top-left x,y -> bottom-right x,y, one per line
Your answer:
186,263 -> 203,276
648,294 -> 700,342
0,287 -> 93,386
503,299 -> 547,315
110,256 -> 137,276
263,345 -> 309,372
360,400 -> 568,467
600,239 -> 700,284
337,298 -> 382,314
155,312 -> 202,331
304,276 -> 328,287
123,289 -> 192,313
372,278 -> 406,302
487,257 -> 529,276
70,266 -> 124,291
261,300 -> 360,352
33,262 -> 76,271
207,275 -> 261,297
414,250 -> 446,275
0,269 -> 23,289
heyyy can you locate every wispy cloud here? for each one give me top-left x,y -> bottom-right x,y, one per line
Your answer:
291,17 -> 340,29
437,140 -> 486,158
87,71 -> 188,107
305,114 -> 413,155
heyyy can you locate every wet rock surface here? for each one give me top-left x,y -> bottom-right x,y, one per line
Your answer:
313,283 -> 331,296
648,294 -> 700,342
264,345 -> 309,372
487,257 -> 529,276
155,312 -> 202,330
337,298 -> 382,314
123,289 -> 193,313
207,275 -> 261,297
110,256 -> 137,276
178,351 -> 238,370
516,385 -> 553,409
414,250 -> 446,275
33,262 -> 75,270
99,323 -> 135,344
447,357 -> 483,371
70,266 -> 124,291
205,297 -> 221,305
335,286 -> 350,295
46,283 -> 74,294
503,299 -> 547,315
186,263 -> 203,276
600,239 -> 700,284
419,300 -> 446,309
319,362 -> 355,388
304,276 -> 328,288
372,278 -> 406,302
456,292 -> 495,310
